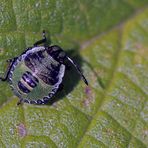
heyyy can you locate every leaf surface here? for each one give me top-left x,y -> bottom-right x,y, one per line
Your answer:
0,0 -> 148,147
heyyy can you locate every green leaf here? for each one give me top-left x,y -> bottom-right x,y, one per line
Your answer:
0,0 -> 148,147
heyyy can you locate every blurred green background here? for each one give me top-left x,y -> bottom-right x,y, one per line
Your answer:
0,0 -> 148,147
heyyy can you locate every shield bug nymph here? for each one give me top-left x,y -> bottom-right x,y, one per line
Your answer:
0,31 -> 88,105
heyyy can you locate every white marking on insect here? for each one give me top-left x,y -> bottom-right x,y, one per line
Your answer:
20,78 -> 33,91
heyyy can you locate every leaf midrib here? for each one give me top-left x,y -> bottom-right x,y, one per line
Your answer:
75,26 -> 123,147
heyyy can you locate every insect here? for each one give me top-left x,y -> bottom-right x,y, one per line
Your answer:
0,31 -> 88,105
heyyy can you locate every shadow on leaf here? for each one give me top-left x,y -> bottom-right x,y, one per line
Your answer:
48,48 -> 82,105
48,47 -> 105,105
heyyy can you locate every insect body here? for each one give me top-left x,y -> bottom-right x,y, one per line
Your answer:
0,31 -> 88,105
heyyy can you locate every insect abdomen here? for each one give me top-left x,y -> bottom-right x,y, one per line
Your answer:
18,71 -> 39,94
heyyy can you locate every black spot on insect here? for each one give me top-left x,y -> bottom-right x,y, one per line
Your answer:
24,99 -> 29,103
37,99 -> 43,105
18,81 -> 30,94
22,71 -> 39,88
24,56 -> 35,72
37,50 -> 45,59
30,100 -> 36,104
37,71 -> 59,85
43,97 -> 50,104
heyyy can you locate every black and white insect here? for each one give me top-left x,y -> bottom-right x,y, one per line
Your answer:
0,31 -> 88,105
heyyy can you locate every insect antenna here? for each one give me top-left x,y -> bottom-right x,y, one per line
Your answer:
67,56 -> 88,85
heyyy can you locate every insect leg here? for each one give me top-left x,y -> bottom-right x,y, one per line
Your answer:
66,56 -> 88,85
0,58 -> 17,81
6,59 -> 14,63
34,30 -> 47,47
0,77 -> 7,81
17,99 -> 23,105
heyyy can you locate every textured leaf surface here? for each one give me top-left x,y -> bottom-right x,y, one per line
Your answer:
0,0 -> 148,147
